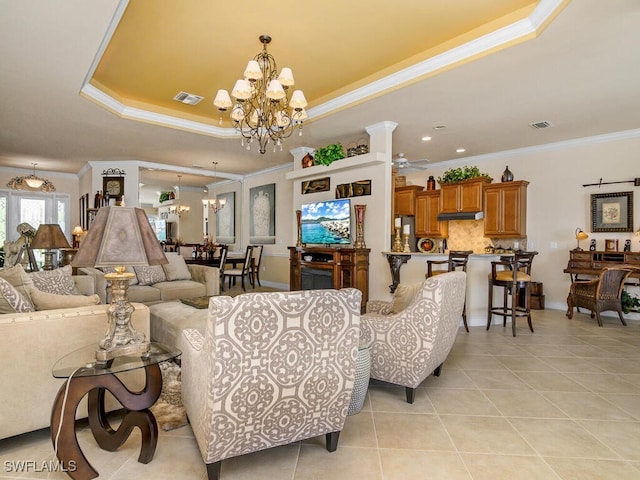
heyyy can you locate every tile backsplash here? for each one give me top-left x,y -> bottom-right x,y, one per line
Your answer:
446,220 -> 524,253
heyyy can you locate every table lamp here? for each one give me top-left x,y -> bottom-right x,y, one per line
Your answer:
29,224 -> 72,270
71,207 -> 167,362
71,225 -> 84,248
574,227 -> 589,251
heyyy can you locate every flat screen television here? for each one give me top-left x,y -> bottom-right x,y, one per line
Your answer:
300,198 -> 351,245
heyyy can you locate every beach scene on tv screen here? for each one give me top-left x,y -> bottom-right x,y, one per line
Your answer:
301,199 -> 351,244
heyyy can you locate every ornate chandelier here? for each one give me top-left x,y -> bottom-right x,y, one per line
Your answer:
213,35 -> 308,154
202,161 -> 226,213
169,175 -> 190,217
7,163 -> 56,192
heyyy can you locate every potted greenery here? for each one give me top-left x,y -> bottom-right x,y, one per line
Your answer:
313,143 -> 346,166
437,165 -> 491,184
622,290 -> 640,314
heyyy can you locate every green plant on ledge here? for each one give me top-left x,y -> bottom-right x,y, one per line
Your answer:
313,143 -> 346,166
621,289 -> 640,314
437,165 -> 491,184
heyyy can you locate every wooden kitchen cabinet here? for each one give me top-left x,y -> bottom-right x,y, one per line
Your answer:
415,190 -> 448,237
394,185 -> 423,216
483,180 -> 528,237
440,177 -> 491,213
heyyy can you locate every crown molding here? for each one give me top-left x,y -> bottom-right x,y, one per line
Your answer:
437,128 -> 640,168
80,0 -> 565,138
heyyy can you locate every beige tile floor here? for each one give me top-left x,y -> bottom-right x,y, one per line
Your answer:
2,308 -> 640,480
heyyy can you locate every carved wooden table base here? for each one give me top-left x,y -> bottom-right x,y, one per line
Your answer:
50,364 -> 162,480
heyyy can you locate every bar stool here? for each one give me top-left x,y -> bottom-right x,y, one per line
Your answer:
427,250 -> 473,332
487,251 -> 538,336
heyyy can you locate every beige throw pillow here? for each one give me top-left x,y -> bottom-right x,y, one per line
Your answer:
391,282 -> 423,314
0,264 -> 34,308
27,285 -> 101,311
162,252 -> 192,281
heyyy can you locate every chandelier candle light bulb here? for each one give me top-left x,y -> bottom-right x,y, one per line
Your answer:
213,34 -> 308,154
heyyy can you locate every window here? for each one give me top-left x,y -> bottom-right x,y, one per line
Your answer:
0,190 -> 71,262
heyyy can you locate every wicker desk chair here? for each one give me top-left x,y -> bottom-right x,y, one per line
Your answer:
566,265 -> 635,326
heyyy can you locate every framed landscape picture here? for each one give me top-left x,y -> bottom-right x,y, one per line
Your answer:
590,191 -> 633,232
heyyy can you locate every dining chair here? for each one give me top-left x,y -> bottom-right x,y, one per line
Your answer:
223,245 -> 254,291
216,244 -> 228,292
250,245 -> 264,287
487,250 -> 538,336
426,250 -> 473,332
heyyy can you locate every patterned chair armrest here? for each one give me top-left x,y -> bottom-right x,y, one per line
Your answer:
570,278 -> 599,296
366,300 -> 392,314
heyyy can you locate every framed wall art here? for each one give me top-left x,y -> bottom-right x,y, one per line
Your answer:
249,183 -> 276,244
590,191 -> 633,233
335,179 -> 371,199
301,177 -> 330,194
215,192 -> 235,244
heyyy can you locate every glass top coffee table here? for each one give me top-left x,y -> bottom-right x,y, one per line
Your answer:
51,342 -> 180,480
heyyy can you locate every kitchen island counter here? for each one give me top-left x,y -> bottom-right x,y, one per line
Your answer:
382,251 -> 511,328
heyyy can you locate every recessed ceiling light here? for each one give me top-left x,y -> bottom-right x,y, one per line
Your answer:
456,148 -> 466,153
433,125 -> 447,130
421,136 -> 432,142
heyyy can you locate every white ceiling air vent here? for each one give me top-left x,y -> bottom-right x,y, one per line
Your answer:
173,91 -> 204,105
529,120 -> 553,129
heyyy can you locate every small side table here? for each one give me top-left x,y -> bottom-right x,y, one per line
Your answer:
51,342 -> 180,480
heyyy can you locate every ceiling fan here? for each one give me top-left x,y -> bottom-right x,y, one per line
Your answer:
392,153 -> 430,171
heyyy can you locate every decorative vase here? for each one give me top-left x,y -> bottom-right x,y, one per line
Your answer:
501,166 -> 514,182
302,153 -> 314,168
354,204 -> 366,248
426,176 -> 436,190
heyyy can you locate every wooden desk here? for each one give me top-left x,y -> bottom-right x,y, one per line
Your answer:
564,250 -> 640,283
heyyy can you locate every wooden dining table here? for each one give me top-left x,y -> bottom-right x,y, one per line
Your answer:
185,253 -> 246,268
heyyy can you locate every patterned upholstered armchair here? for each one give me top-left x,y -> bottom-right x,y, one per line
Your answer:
360,271 -> 466,404
181,288 -> 362,480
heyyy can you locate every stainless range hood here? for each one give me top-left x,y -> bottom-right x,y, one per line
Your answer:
437,211 -> 484,221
